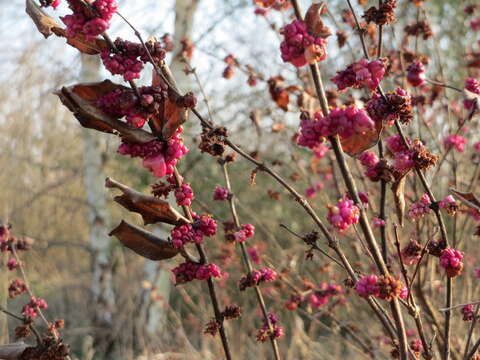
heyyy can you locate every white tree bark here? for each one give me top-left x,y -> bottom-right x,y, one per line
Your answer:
170,0 -> 200,91
80,54 -> 116,352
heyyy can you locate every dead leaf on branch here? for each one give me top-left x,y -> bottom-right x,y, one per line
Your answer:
450,188 -> 480,211
341,120 -> 383,156
25,0 -> 62,38
304,2 -> 332,38
151,70 -> 189,140
26,0 -> 107,54
109,220 -> 180,261
105,177 -> 189,226
56,81 -> 156,144
392,175 -> 407,227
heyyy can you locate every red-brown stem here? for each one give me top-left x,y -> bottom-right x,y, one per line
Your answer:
220,160 -> 281,360
172,167 -> 232,360
291,0 -> 409,357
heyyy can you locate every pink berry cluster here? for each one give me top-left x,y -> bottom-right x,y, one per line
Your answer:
408,194 -> 432,221
443,134 -> 467,152
238,267 -> 277,291
174,183 -> 194,206
172,261 -> 222,284
355,275 -> 407,301
386,135 -> 417,173
280,20 -> 328,67
7,257 -> 20,271
61,0 -> 118,40
22,296 -> 48,322
461,304 -> 475,321
170,214 -> 217,248
439,248 -> 464,278
285,282 -> 343,310
297,106 -> 375,149
406,61 -> 426,87
233,224 -> 255,243
97,84 -> 168,128
304,182 -> 324,199
358,151 -> 379,167
464,78 -> 480,110
327,198 -> 360,231
366,88 -> 413,126
101,38 -> 166,81
331,58 -> 385,91
213,186 -> 230,200
256,312 -> 284,342
118,129 -> 189,178
9,279 -> 27,299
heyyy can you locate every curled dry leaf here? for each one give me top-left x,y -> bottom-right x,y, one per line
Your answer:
106,177 -> 189,226
304,2 -> 331,38
109,220 -> 180,261
0,342 -> 29,360
341,120 -> 383,156
450,188 -> 480,211
26,0 -> 62,38
392,174 -> 407,226
56,81 -> 156,143
26,0 -> 107,54
151,70 -> 189,140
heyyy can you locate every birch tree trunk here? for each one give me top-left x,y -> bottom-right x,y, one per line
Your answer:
170,0 -> 200,91
80,54 -> 116,356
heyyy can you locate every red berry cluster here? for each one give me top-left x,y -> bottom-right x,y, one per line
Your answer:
101,38 -> 166,81
256,312 -> 284,342
22,296 -> 48,322
213,185 -> 230,200
280,20 -> 328,67
174,183 -> 194,206
331,58 -> 386,91
170,214 -> 217,248
172,261 -> 222,284
297,106 -> 375,149
117,129 -> 189,178
61,0 -> 117,40
327,198 -> 360,231
97,84 -> 168,128
356,275 -> 407,301
238,267 -> 277,291
439,248 -> 464,278
233,224 -> 255,243
406,61 -> 426,87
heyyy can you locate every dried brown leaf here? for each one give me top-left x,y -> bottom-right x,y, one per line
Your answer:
56,81 -> 156,143
109,221 -> 179,260
305,2 -> 331,38
450,188 -> 480,211
25,0 -> 63,38
106,177 -> 189,226
341,120 -> 383,156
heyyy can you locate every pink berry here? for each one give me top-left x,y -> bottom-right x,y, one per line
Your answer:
406,62 -> 426,87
